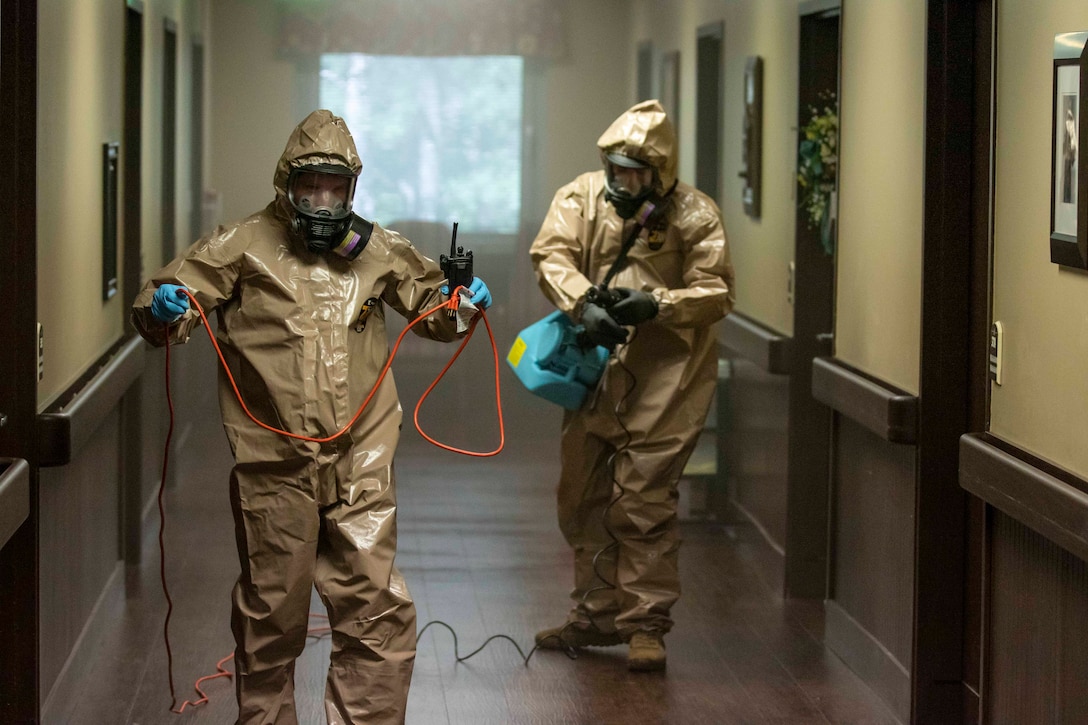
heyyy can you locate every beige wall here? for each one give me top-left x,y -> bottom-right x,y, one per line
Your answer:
630,0 -> 801,336
37,0 -> 207,408
526,1 -> 632,226
833,0 -> 926,394
208,1 -> 303,224
37,0 -> 123,408
991,1 -> 1088,475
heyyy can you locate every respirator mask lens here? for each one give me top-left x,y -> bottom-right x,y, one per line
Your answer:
603,153 -> 656,220
288,167 -> 356,253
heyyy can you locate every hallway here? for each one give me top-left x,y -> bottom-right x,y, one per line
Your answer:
6,3 -> 1088,723
45,334 -> 898,724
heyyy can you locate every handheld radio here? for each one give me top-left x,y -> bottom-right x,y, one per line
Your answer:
440,222 -> 473,319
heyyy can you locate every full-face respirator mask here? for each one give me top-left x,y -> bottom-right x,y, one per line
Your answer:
287,164 -> 373,260
603,152 -> 660,220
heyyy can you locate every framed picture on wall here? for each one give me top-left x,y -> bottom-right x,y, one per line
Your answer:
102,142 -> 119,301
1050,31 -> 1088,268
660,50 -> 680,129
740,55 -> 763,219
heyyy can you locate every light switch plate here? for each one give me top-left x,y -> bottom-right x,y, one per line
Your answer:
989,321 -> 1003,386
37,323 -> 43,382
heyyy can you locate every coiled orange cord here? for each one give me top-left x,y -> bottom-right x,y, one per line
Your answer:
178,286 -> 503,455
159,286 -> 504,713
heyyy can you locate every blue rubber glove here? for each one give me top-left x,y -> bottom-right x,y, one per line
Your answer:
466,277 -> 492,310
151,283 -> 190,323
441,277 -> 492,310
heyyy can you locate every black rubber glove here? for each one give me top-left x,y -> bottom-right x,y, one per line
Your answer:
609,287 -> 659,325
580,302 -> 628,348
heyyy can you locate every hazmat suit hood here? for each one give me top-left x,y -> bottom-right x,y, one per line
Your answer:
273,109 -> 363,219
596,99 -> 678,193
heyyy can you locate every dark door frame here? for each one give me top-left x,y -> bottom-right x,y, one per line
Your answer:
637,40 -> 654,102
189,38 -> 205,243
962,3 -> 995,721
120,0 -> 145,571
162,18 -> 178,268
913,1 -> 993,722
0,0 -> 39,721
784,0 -> 840,599
695,20 -> 724,205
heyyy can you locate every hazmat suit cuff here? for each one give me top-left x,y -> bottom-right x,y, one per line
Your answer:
131,308 -> 197,348
650,288 -> 669,321
571,294 -> 589,323
169,312 -> 199,344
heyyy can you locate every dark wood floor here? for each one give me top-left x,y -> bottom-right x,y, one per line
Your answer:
51,337 -> 900,724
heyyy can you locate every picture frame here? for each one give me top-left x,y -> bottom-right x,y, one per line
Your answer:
740,55 -> 763,218
102,142 -> 119,301
659,50 -> 680,130
1049,31 -> 1088,268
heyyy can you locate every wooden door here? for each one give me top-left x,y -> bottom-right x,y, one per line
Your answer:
0,0 -> 40,721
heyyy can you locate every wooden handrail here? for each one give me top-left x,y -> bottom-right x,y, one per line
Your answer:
811,356 -> 918,444
0,458 -> 29,549
37,336 -> 144,468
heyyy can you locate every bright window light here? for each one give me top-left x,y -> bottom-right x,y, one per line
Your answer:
320,54 -> 523,234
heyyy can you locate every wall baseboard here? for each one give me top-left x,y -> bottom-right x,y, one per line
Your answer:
825,599 -> 910,724
39,562 -> 124,723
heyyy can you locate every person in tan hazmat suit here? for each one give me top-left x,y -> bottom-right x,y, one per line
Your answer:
131,109 -> 491,724
530,100 -> 734,671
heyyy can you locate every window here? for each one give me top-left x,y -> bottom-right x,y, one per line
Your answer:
320,54 -> 523,234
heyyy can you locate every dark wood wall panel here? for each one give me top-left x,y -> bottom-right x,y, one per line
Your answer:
140,348 -> 167,497
142,333 -> 220,495
166,329 -> 222,449
133,336 -> 213,562
827,415 -> 916,721
37,410 -> 122,702
718,357 -> 789,551
988,511 -> 1088,723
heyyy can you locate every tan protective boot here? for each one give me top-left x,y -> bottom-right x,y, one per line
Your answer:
534,622 -> 623,650
627,631 -> 666,671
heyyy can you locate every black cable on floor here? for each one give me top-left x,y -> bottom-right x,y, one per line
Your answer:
418,333 -> 642,668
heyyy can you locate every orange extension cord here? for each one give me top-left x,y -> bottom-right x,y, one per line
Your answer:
157,287 -> 504,713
